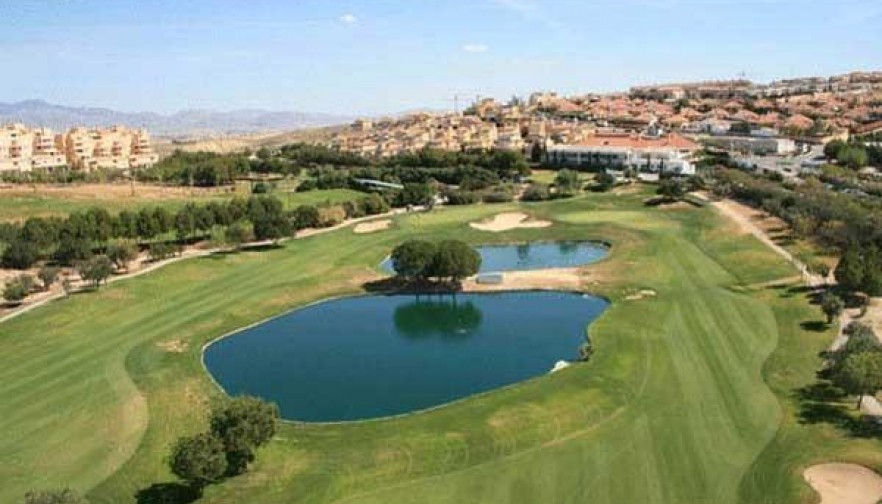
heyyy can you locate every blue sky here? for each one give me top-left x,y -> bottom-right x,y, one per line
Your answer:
1,0 -> 880,115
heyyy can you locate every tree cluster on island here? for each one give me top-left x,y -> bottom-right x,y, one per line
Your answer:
390,239 -> 482,289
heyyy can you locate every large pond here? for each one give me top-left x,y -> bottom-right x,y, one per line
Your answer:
204,292 -> 608,422
380,240 -> 608,274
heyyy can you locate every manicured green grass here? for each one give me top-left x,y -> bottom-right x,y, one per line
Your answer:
1,186 -> 879,504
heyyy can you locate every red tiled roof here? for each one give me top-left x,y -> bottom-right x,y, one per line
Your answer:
577,133 -> 699,151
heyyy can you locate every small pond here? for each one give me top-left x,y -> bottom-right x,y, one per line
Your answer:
204,291 -> 608,422
380,240 -> 608,274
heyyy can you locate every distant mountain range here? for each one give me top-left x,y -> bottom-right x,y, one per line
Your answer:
0,100 -> 353,137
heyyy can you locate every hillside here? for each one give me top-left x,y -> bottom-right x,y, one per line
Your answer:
0,100 -> 352,136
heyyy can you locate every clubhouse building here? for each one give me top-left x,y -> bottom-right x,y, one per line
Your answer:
546,133 -> 699,176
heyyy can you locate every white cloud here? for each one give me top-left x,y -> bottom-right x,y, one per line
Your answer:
462,43 -> 489,53
339,13 -> 357,25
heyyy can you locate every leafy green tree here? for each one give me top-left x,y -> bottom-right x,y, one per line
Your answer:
834,351 -> 882,409
149,242 -> 175,261
657,179 -> 686,201
824,139 -> 847,161
391,240 -> 437,280
224,222 -> 254,251
1,238 -> 39,269
837,145 -> 869,170
23,488 -> 88,504
247,196 -> 289,241
291,205 -> 320,230
169,432 -> 227,492
174,206 -> 196,242
834,245 -> 865,293
76,255 -> 114,287
38,266 -> 60,291
136,208 -> 160,240
820,291 -> 844,324
359,193 -> 389,215
429,240 -> 481,281
106,241 -> 139,271
152,207 -> 175,234
54,236 -> 93,266
554,169 -> 581,195
209,396 -> 279,475
595,172 -> 616,192
396,183 -> 434,207
521,183 -> 550,201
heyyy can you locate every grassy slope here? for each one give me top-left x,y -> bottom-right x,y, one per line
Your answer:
1,188 -> 879,504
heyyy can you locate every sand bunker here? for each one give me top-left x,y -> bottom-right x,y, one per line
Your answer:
470,212 -> 552,232
625,289 -> 657,301
157,339 -> 189,353
804,463 -> 882,504
354,219 -> 392,234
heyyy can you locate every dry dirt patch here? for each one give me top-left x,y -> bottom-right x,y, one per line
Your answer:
804,463 -> 882,504
470,212 -> 552,232
353,219 -> 392,234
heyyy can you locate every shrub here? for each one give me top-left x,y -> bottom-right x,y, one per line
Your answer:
317,206 -> 347,228
446,190 -> 481,205
3,280 -> 28,304
521,183 -> 550,202
149,242 -> 176,261
23,488 -> 88,504
482,188 -> 514,203
360,193 -> 390,215
291,205 -> 320,230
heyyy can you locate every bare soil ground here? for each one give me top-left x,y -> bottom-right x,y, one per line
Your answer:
469,212 -> 552,232
463,267 -> 598,293
804,463 -> 882,504
0,182 -> 231,201
353,219 -> 392,234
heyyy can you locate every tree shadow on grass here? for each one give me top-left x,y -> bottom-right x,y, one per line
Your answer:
795,383 -> 882,439
800,320 -> 831,332
135,483 -> 200,504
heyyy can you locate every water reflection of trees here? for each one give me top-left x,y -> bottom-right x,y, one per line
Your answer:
393,297 -> 483,339
558,241 -> 580,256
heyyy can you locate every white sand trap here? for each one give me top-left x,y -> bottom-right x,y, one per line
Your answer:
354,219 -> 392,234
804,463 -> 882,504
470,212 -> 552,232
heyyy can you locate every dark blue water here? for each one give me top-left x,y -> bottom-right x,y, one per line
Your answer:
204,292 -> 608,422
380,241 -> 608,274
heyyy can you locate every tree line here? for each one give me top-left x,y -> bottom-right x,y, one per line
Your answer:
713,168 -> 882,296
142,145 -> 530,189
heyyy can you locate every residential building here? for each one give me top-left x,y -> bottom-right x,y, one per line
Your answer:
702,136 -> 797,155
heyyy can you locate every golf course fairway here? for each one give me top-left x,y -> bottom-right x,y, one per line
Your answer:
2,186 -> 881,504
